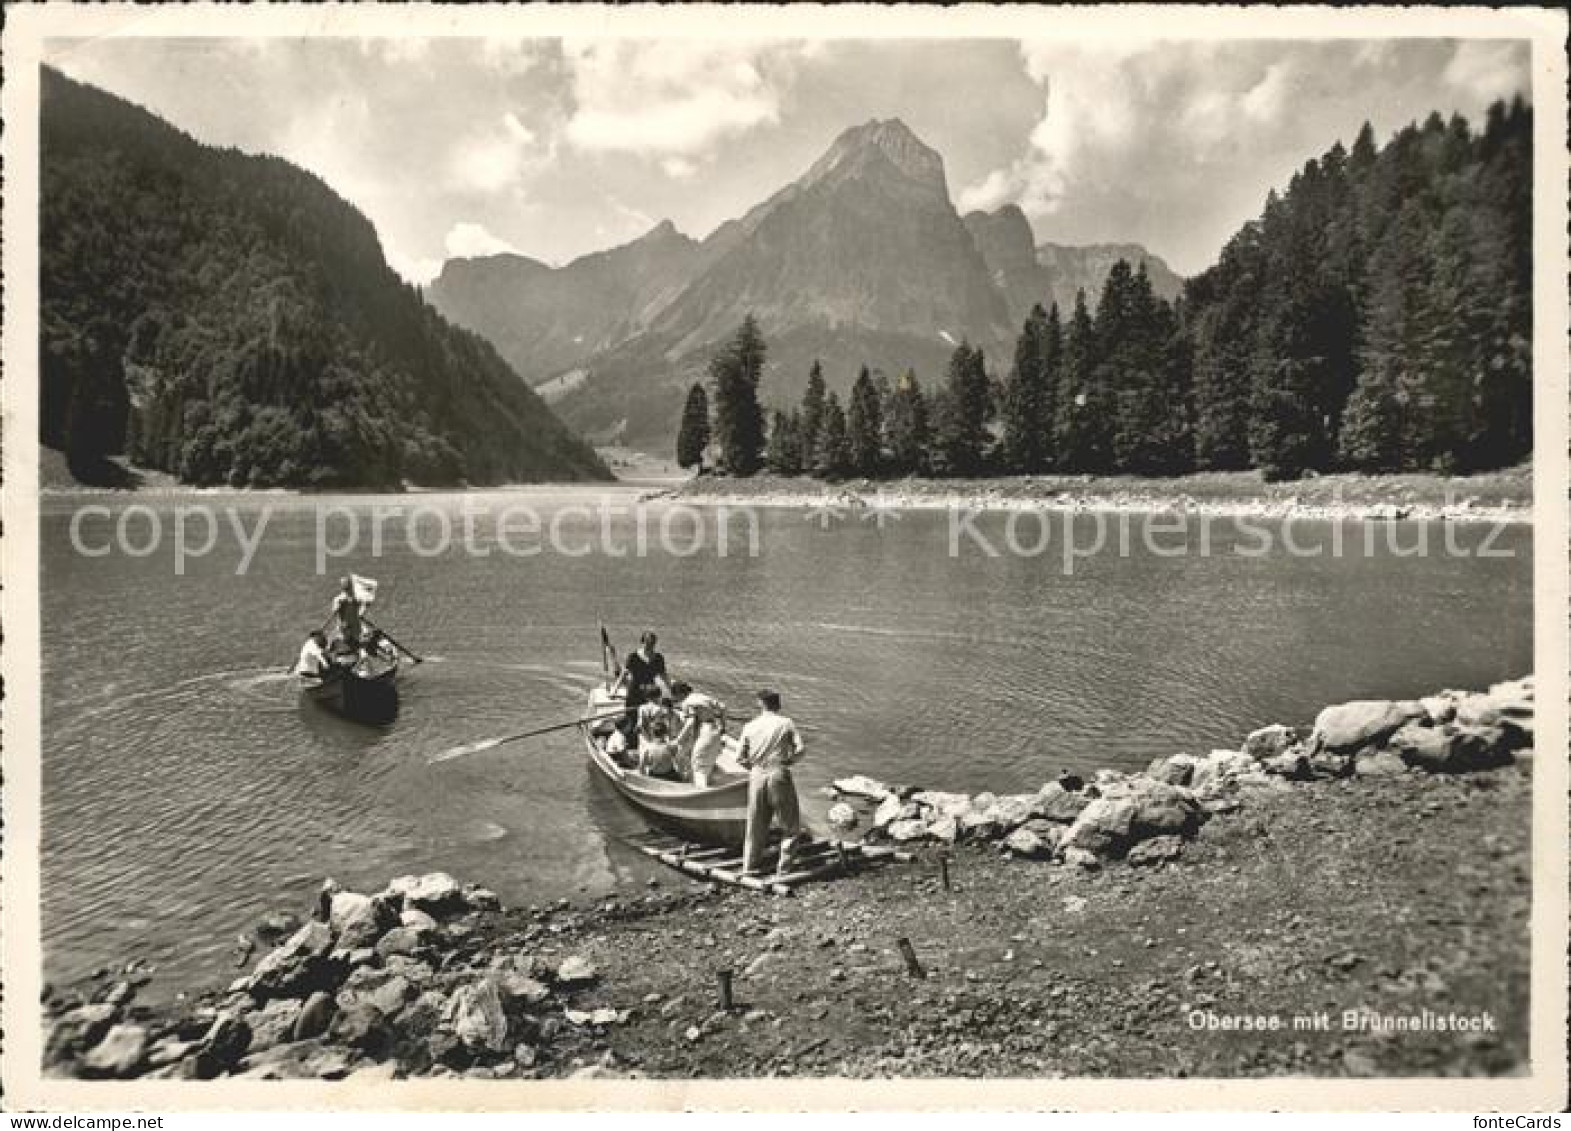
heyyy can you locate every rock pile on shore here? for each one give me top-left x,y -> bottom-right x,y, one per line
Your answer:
836,676 -> 1534,866
44,873 -> 632,1081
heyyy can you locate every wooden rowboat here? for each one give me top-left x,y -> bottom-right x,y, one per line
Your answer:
300,651 -> 400,725
580,686 -> 751,846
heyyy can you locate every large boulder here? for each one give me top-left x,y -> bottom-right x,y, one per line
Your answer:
292,992 -> 336,1042
887,818 -> 929,843
337,894 -> 400,951
1062,796 -> 1137,856
246,999 -> 305,1050
1311,700 -> 1424,754
1035,782 -> 1091,823
984,794 -> 1039,831
194,1010 -> 252,1078
375,926 -> 434,961
446,977 -> 510,1054
957,809 -> 1001,841
913,791 -> 972,818
925,814 -> 959,843
385,873 -> 466,916
81,1024 -> 149,1079
248,921 -> 343,1001
1242,724 -> 1296,762
328,891 -> 373,934
1062,780 -> 1201,858
1003,827 -> 1056,860
1147,755 -> 1196,787
1388,722 -> 1514,773
873,795 -> 916,831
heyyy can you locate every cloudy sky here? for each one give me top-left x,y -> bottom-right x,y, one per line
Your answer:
47,35 -> 1529,282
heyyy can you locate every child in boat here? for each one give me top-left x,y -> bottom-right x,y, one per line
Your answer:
637,709 -> 680,779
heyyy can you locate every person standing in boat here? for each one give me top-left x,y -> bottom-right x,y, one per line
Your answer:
613,631 -> 673,743
331,576 -> 366,656
737,688 -> 805,878
671,681 -> 727,787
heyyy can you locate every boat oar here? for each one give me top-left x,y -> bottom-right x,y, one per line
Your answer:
363,616 -> 423,664
429,708 -> 628,764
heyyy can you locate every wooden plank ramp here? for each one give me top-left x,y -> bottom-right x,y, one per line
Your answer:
626,831 -> 911,895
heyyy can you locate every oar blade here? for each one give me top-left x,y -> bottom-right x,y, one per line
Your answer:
429,735 -> 507,764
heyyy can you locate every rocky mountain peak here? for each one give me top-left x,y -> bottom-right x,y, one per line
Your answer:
801,117 -> 948,198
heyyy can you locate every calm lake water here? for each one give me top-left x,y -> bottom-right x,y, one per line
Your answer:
39,485 -> 1532,997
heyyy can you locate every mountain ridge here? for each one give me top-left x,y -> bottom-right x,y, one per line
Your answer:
430,116 -> 1183,448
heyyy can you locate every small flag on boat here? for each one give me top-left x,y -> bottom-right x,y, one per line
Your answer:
350,574 -> 379,605
600,623 -> 620,677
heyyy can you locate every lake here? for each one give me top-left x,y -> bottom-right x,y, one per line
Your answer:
38,485 -> 1532,997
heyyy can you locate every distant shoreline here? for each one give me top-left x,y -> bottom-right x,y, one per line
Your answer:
661,467 -> 1533,525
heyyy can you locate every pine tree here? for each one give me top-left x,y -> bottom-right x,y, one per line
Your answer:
1001,303 -> 1054,473
674,382 -> 711,471
884,369 -> 930,476
799,360 -> 827,470
847,365 -> 883,476
764,408 -> 804,474
815,392 -> 851,478
709,315 -> 767,476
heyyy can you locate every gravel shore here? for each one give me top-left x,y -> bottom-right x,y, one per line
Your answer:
663,467 -> 1533,524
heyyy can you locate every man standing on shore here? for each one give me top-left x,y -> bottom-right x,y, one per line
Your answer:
737,689 -> 805,878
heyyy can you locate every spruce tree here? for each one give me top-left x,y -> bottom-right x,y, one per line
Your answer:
1001,304 -> 1053,473
847,365 -> 883,476
799,360 -> 827,470
936,342 -> 991,476
764,408 -> 803,475
674,382 -> 710,471
709,315 -> 767,476
1055,291 -> 1110,472
816,392 -> 851,478
884,369 -> 930,476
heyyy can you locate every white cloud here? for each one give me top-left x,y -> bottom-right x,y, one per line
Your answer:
1443,41 -> 1529,105
660,156 -> 698,180
449,111 -> 545,193
1241,61 -> 1293,124
385,246 -> 443,287
444,221 -> 521,260
561,40 -> 806,162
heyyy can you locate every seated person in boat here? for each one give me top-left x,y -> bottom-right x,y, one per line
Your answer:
362,629 -> 397,665
737,689 -> 806,879
612,631 -> 673,741
636,707 -> 681,779
293,631 -> 331,683
671,681 -> 727,787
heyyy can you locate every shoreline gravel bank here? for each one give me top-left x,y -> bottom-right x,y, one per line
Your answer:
661,468 -> 1532,525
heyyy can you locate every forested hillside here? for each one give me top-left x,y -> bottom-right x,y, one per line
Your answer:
1185,98 -> 1532,478
40,68 -> 609,489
